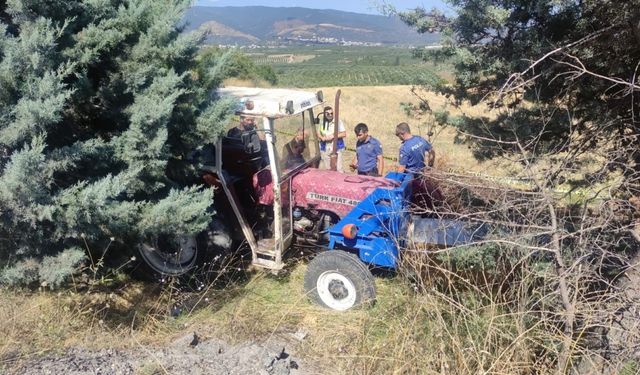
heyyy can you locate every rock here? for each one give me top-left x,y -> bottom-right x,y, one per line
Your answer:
291,328 -> 308,341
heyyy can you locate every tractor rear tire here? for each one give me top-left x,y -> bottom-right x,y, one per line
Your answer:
134,217 -> 234,281
304,250 -> 375,311
136,233 -> 199,280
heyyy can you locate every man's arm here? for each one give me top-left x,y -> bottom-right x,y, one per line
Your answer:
350,154 -> 358,171
375,140 -> 384,174
397,147 -> 407,173
323,132 -> 346,141
281,144 -> 291,169
337,120 -> 347,140
377,154 -> 384,175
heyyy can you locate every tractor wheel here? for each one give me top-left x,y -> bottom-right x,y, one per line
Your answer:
304,250 -> 376,311
134,217 -> 235,282
137,233 -> 199,279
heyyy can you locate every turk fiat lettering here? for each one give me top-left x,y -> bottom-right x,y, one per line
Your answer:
306,192 -> 359,207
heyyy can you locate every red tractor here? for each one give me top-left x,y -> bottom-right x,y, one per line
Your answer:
138,87 -> 480,310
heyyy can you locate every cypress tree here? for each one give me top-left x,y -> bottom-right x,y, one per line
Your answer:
0,0 -> 233,286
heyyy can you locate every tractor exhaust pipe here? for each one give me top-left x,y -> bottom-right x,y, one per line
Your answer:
330,89 -> 341,171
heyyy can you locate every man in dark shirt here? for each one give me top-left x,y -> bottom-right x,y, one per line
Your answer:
350,123 -> 384,176
227,115 -> 256,138
226,115 -> 265,166
395,122 -> 435,174
282,128 -> 307,170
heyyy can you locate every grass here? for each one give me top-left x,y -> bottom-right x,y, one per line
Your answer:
0,258 -> 556,374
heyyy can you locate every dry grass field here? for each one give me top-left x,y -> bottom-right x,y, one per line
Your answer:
316,85 -> 527,181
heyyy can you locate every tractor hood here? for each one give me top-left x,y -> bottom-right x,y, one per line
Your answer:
253,168 -> 399,217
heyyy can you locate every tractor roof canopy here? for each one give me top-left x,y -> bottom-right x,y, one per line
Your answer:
217,87 -> 324,118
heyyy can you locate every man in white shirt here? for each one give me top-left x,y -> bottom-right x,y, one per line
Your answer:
317,106 -> 346,171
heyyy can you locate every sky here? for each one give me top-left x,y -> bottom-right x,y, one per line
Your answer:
193,0 -> 448,15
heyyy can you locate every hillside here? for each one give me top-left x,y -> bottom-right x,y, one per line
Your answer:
184,6 -> 440,46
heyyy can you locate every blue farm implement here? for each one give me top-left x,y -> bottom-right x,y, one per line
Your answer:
304,171 -> 486,310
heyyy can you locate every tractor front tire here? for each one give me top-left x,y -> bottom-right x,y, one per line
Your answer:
304,250 -> 375,311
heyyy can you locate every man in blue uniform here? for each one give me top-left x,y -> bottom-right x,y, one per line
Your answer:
395,122 -> 435,174
349,123 -> 384,176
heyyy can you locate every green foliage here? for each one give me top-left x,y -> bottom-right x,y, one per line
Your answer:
436,243 -> 502,275
1,247 -> 85,287
38,247 -> 87,288
399,1 -> 640,188
197,46 -> 278,85
254,64 -> 277,85
0,0 -> 233,286
620,360 -> 639,375
275,64 -> 443,88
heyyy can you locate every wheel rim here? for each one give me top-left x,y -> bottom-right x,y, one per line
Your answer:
139,234 -> 198,275
316,271 -> 357,311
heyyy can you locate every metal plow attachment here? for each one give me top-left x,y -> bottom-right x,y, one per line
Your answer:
410,215 -> 487,247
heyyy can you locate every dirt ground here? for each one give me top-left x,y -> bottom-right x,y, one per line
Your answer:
4,333 -> 317,375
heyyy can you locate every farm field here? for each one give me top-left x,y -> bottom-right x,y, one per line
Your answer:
247,45 -> 451,88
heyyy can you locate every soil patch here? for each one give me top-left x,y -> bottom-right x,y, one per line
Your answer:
4,333 -> 319,375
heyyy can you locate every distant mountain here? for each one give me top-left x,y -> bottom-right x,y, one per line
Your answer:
184,6 -> 439,46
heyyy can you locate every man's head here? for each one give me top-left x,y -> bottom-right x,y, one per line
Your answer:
354,123 -> 369,142
395,122 -> 411,141
290,128 -> 306,154
324,106 -> 334,121
240,116 -> 255,130
294,128 -> 305,142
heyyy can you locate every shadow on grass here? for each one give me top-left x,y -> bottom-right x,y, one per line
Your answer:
75,246 -> 258,332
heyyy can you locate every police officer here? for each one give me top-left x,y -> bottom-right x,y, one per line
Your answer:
395,122 -> 435,174
350,123 -> 384,176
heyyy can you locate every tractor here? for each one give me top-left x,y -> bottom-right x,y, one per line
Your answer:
138,87 -> 481,311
